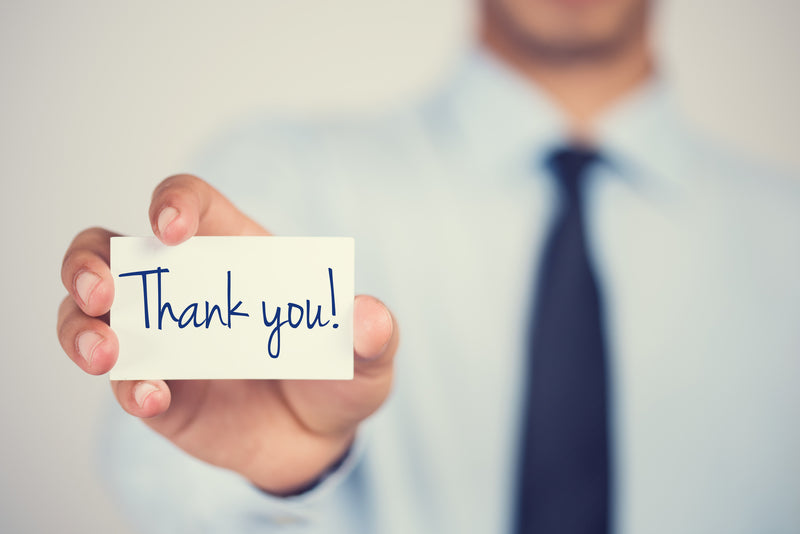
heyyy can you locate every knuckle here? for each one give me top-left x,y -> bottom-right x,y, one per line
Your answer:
60,248 -> 75,274
63,227 -> 112,272
61,248 -> 90,278
71,226 -> 109,246
56,312 -> 75,351
83,225 -> 109,236
61,250 -> 85,285
57,295 -> 72,318
154,174 -> 204,199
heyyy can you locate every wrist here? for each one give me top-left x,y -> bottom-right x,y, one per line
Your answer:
242,430 -> 355,496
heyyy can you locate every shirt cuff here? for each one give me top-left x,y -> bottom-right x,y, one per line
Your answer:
99,402 -> 370,533
228,430 -> 368,526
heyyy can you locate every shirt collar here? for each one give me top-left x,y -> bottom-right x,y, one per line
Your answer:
593,76 -> 696,194
434,45 -> 696,192
430,45 -> 569,176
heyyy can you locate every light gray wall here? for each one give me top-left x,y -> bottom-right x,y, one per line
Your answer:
0,1 -> 797,532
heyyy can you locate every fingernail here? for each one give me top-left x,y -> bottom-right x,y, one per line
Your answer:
134,382 -> 159,409
76,331 -> 104,366
374,306 -> 394,356
353,297 -> 394,359
157,206 -> 179,236
75,271 -> 101,307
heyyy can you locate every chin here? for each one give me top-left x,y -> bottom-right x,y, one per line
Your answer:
485,0 -> 649,61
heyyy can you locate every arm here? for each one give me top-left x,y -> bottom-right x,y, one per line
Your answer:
57,173 -> 398,495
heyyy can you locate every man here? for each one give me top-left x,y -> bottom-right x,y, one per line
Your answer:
57,0 -> 800,532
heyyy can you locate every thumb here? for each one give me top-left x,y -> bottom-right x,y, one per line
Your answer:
353,295 -> 398,379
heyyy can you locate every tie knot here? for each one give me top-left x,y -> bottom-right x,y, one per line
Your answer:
546,146 -> 600,201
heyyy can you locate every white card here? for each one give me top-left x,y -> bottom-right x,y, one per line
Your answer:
110,236 -> 354,380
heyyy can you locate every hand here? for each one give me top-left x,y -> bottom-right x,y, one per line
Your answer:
57,174 -> 398,494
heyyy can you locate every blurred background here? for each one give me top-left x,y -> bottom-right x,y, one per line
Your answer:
0,1 -> 798,532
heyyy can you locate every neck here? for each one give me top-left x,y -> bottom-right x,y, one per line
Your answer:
481,10 -> 654,135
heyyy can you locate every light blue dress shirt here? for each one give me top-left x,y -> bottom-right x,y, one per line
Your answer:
101,47 -> 800,533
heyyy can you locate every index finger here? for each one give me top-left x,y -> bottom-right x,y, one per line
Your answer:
148,174 -> 269,245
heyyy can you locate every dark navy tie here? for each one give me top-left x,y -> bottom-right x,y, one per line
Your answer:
516,147 -> 611,534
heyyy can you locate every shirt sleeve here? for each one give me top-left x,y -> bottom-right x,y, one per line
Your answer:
97,401 -> 372,533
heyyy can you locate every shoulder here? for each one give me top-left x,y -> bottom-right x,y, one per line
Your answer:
684,130 -> 800,222
186,93 -> 460,235
187,52 -> 487,200
193,103 -> 460,193
675,128 -> 800,288
191,110 -> 421,186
